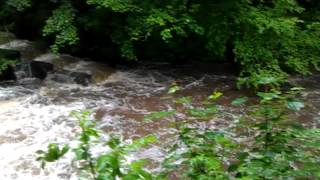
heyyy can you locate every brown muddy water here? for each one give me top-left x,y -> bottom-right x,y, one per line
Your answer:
0,40 -> 319,180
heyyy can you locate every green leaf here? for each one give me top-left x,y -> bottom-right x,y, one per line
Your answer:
168,85 -> 180,94
286,100 -> 304,111
126,135 -> 158,150
107,136 -> 121,149
208,91 -> 223,100
257,92 -> 280,101
187,106 -> 217,118
231,97 -> 248,106
290,87 -> 305,91
73,147 -> 87,160
257,77 -> 277,85
36,144 -> 69,168
144,110 -> 175,122
129,160 -> 148,171
175,96 -> 192,105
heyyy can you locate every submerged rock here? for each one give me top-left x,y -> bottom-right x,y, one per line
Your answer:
70,71 -> 92,86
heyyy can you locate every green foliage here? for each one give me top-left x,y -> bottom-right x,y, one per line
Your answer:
231,97 -> 248,106
167,82 -> 181,94
37,85 -> 320,179
0,58 -> 16,74
1,0 -> 319,87
162,129 -> 235,180
36,144 -> 69,168
208,91 -> 223,101
235,88 -> 320,179
147,87 -> 230,179
144,110 -> 175,122
6,0 -> 31,11
0,49 -> 17,74
42,2 -> 79,53
86,0 -> 139,13
153,86 -> 320,179
37,110 -> 158,180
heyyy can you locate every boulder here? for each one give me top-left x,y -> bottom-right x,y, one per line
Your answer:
0,66 -> 16,81
70,71 -> 92,86
31,53 -> 115,84
30,61 -> 54,80
49,70 -> 92,85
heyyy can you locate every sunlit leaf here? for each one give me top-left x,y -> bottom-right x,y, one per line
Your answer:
286,100 -> 304,111
257,92 -> 280,101
208,91 -> 223,100
168,84 -> 180,94
290,87 -> 305,91
257,77 -> 277,85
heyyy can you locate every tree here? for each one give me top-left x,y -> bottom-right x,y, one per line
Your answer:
0,0 -> 319,87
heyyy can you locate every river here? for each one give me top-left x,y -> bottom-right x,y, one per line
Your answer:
0,40 -> 319,180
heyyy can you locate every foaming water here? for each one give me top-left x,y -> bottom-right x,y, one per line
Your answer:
0,64 -> 238,179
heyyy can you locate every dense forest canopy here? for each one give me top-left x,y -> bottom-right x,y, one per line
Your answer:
0,0 -> 319,87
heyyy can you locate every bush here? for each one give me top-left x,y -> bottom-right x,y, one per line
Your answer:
1,0 -> 319,87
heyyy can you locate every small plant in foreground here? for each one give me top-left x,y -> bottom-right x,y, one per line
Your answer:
37,110 -> 158,180
37,85 -> 320,179
146,85 -> 320,179
234,88 -> 320,179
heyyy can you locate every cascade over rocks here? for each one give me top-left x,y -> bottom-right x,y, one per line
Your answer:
0,39 -> 116,85
32,53 -> 115,85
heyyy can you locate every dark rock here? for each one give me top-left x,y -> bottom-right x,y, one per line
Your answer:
0,66 -> 16,81
30,61 -> 54,80
70,71 -> 92,86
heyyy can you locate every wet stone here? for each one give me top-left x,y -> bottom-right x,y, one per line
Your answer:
30,61 -> 54,80
70,71 -> 92,86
